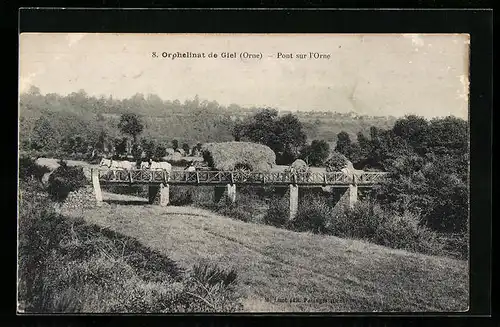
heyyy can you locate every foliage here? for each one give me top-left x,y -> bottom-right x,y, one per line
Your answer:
19,156 -> 50,182
190,262 -> 237,289
331,114 -> 468,235
292,194 -> 332,234
46,161 -> 87,202
376,154 -> 468,234
263,195 -> 289,228
335,131 -> 352,156
300,140 -> 330,166
392,115 -> 429,150
31,116 -> 59,151
233,109 -> 307,164
154,144 -> 167,161
114,138 -> 128,158
118,113 -> 144,142
172,139 -> 179,150
169,186 -> 194,206
325,151 -> 350,172
19,91 -> 398,158
212,192 -> 266,224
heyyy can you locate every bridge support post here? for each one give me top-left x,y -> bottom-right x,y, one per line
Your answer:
227,184 -> 236,203
289,184 -> 299,220
148,184 -> 169,206
348,184 -> 358,209
160,183 -> 170,206
91,169 -> 103,205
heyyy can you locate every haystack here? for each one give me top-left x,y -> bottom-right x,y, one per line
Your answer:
201,142 -> 276,172
290,159 -> 309,172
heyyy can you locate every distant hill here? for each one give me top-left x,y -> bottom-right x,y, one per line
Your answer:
19,89 -> 398,148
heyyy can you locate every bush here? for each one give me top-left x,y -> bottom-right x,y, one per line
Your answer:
263,195 -> 289,227
327,200 -> 446,256
334,200 -> 387,239
373,211 -> 446,256
212,193 -> 265,223
46,161 -> 87,202
293,195 -> 332,234
19,156 -> 50,182
169,186 -> 195,206
441,233 -> 468,260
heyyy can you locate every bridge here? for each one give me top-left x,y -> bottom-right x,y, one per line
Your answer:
90,169 -> 390,219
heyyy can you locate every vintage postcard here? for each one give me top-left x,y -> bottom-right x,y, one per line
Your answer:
18,33 -> 470,313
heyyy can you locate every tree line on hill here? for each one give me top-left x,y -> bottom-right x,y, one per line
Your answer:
18,86 -> 396,154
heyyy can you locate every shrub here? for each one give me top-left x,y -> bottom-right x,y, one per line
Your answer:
264,195 -> 289,227
19,156 -> 50,182
46,161 -> 87,202
169,186 -> 195,206
212,193 -> 265,223
441,233 -> 468,260
335,200 -> 387,239
293,195 -> 332,234
373,211 -> 446,256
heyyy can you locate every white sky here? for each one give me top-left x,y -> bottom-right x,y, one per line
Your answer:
19,33 -> 469,119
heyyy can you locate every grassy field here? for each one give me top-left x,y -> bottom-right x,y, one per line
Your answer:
64,193 -> 469,313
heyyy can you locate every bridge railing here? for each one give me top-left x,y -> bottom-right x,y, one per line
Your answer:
96,168 -> 389,185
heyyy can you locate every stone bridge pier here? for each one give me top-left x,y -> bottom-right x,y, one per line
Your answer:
148,184 -> 170,206
214,183 -> 237,204
288,183 -> 358,220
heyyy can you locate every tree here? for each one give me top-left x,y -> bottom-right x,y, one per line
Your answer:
60,136 -> 75,154
118,113 -> 143,143
140,139 -> 156,161
392,115 -> 429,153
31,116 -> 58,151
182,143 -> 190,155
301,140 -> 330,166
154,144 -> 167,161
96,130 -> 107,152
325,151 -> 350,172
277,114 -> 307,158
335,131 -> 352,156
114,137 -> 128,158
423,116 -> 468,156
172,139 -> 179,150
131,142 -> 143,162
234,109 -> 307,164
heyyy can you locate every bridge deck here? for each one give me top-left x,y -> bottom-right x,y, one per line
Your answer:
95,169 -> 389,186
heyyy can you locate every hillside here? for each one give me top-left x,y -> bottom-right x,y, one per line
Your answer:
65,196 -> 468,312
19,91 -> 398,147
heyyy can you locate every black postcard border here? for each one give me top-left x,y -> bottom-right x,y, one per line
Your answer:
5,7 -> 494,326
